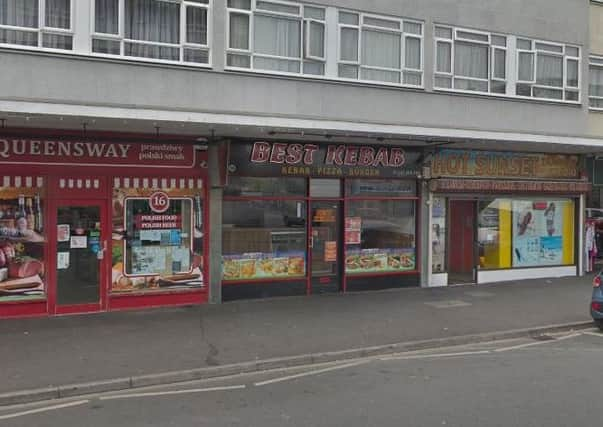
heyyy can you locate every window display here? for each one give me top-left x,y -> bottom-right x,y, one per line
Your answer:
512,199 -> 574,267
345,199 -> 416,273
0,187 -> 46,302
476,198 -> 575,269
222,200 -> 307,281
111,186 -> 204,293
477,199 -> 511,269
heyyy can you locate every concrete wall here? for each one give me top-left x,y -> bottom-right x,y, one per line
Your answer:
590,2 -> 603,138
0,0 -> 593,138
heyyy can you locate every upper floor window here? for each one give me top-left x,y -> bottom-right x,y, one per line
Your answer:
591,56 -> 603,110
0,0 -> 73,50
226,0 -> 325,76
338,11 -> 423,86
434,26 -> 507,94
92,0 -> 211,65
516,39 -> 580,102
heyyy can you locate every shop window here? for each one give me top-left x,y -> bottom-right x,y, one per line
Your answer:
224,176 -> 306,197
477,199 -> 511,270
477,198 -> 575,270
222,200 -> 307,281
310,179 -> 341,198
346,179 -> 416,197
111,186 -> 204,293
511,199 -> 574,267
92,0 -> 211,65
345,200 -> 416,274
226,0 -> 326,76
431,197 -> 446,273
0,0 -> 73,50
0,184 -> 46,303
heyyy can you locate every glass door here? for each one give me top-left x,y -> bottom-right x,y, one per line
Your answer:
310,200 -> 342,294
54,201 -> 106,312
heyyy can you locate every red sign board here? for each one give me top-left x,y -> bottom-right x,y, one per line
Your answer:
0,138 -> 195,168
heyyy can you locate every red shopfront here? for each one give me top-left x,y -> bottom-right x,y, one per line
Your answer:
221,140 -> 422,300
0,131 -> 208,318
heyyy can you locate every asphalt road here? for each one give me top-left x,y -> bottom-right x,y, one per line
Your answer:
2,330 -> 602,427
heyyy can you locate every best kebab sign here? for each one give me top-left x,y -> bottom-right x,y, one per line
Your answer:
229,141 -> 421,178
0,137 -> 195,168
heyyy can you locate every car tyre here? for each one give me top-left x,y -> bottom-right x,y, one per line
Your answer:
595,319 -> 603,332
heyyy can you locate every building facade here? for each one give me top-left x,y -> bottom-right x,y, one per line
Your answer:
588,0 -> 603,205
0,0 -> 599,317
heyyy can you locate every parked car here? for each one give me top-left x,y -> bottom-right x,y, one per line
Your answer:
591,273 -> 603,331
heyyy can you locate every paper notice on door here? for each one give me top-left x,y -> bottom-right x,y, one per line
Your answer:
57,224 -> 70,242
324,241 -> 337,262
57,252 -> 70,269
70,236 -> 87,249
140,230 -> 162,242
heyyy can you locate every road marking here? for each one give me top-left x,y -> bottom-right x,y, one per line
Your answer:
253,360 -> 369,387
582,331 -> 603,338
424,300 -> 472,309
99,385 -> 246,400
0,400 -> 89,421
381,350 -> 491,361
494,332 -> 582,352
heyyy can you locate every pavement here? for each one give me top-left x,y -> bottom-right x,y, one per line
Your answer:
0,274 -> 596,403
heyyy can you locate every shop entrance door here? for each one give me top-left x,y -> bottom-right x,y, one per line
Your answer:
52,200 -> 107,314
310,200 -> 342,294
448,200 -> 476,284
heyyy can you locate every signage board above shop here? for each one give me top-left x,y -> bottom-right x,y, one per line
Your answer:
430,178 -> 591,194
432,149 -> 580,180
0,137 -> 196,168
228,141 -> 421,178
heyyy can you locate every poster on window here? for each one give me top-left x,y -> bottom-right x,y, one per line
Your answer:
345,248 -> 415,273
512,200 -> 563,267
222,252 -> 306,281
0,188 -> 46,302
111,186 -> 204,293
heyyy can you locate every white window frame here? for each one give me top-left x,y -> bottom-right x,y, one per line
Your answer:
0,0 -> 75,52
433,25 -> 507,95
336,10 -> 424,88
515,38 -> 581,103
590,55 -> 603,111
90,0 -> 213,68
225,0 -> 326,77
